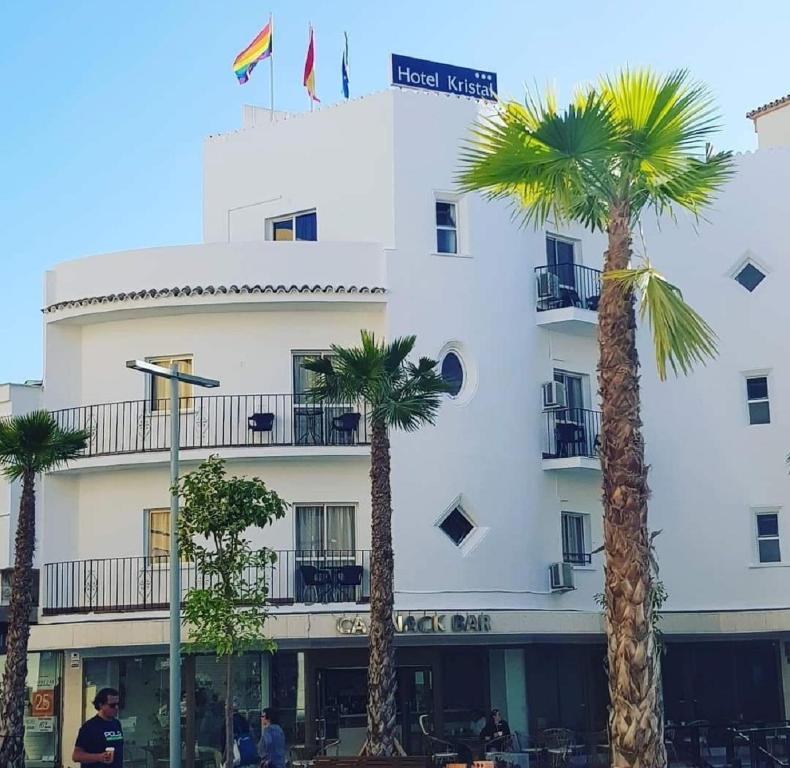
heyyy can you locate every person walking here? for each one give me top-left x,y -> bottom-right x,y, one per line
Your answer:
72,687 -> 124,767
258,708 -> 286,768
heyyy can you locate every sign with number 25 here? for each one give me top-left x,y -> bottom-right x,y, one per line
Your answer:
31,690 -> 54,718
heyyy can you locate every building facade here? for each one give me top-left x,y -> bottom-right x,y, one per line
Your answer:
3,88 -> 790,766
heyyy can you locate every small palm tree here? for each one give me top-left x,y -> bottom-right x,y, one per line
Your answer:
303,330 -> 449,756
459,69 -> 733,768
0,411 -> 88,767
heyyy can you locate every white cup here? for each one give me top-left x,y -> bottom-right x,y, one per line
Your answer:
105,746 -> 115,760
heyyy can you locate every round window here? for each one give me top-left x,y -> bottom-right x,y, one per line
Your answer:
441,351 -> 464,397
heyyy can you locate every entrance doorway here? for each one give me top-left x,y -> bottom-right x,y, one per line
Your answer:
316,665 -> 434,756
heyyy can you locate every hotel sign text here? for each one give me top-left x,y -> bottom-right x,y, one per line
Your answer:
336,613 -> 492,636
391,54 -> 497,102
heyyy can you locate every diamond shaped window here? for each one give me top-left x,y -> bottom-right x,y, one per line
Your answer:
734,262 -> 766,292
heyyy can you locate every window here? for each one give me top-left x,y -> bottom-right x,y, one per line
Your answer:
546,234 -> 577,287
145,508 -> 171,559
554,370 -> 585,413
441,351 -> 464,397
746,376 -> 770,425
562,512 -> 590,565
734,262 -> 766,292
438,506 -> 474,547
269,210 -> 318,241
435,201 -> 458,254
148,355 -> 193,411
292,352 -> 334,403
295,505 -> 356,552
756,512 -> 781,563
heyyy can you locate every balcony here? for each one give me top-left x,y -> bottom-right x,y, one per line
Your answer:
535,264 -> 601,335
49,394 -> 370,467
542,408 -> 602,471
42,551 -> 371,616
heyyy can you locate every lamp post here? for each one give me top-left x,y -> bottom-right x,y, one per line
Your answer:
126,360 -> 220,768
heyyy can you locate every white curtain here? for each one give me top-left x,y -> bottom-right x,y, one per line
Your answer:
295,506 -> 323,552
326,505 -> 356,552
562,513 -> 585,556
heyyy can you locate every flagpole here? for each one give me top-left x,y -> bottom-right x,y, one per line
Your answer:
269,13 -> 274,122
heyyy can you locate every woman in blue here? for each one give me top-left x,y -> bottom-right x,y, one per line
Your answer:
258,708 -> 286,768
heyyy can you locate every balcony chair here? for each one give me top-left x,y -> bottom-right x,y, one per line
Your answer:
586,294 -> 600,311
559,287 -> 582,308
330,412 -> 361,444
335,564 -> 363,601
248,412 -> 275,432
299,564 -> 334,603
555,422 -> 587,458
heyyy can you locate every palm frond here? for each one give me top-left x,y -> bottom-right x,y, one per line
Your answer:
458,90 -> 621,231
605,266 -> 717,380
0,410 -> 89,479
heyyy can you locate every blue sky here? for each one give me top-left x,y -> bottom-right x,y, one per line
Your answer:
1,1 -> 788,383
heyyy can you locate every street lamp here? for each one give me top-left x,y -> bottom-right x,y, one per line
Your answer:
126,360 -> 219,768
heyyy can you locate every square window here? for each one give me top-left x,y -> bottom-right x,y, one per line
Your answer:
436,201 -> 458,254
734,262 -> 766,292
439,507 -> 474,546
746,375 -> 770,425
759,539 -> 781,563
269,210 -> 317,242
757,514 -> 779,537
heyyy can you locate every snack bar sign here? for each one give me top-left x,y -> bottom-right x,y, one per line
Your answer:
337,612 -> 492,636
391,54 -> 497,102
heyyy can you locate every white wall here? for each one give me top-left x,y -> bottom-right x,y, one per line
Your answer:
753,104 -> 790,149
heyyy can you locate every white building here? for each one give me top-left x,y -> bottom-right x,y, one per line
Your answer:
3,87 -> 790,766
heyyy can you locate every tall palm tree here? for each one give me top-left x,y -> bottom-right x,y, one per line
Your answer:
459,69 -> 733,768
0,411 -> 88,767
303,330 -> 449,756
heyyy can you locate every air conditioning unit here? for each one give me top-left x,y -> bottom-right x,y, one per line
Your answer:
542,380 -> 567,410
549,562 -> 575,592
536,271 -> 560,299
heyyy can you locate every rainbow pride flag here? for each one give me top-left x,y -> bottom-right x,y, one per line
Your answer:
233,18 -> 273,84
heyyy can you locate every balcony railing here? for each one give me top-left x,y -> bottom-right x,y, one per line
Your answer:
562,551 -> 592,565
42,551 -> 371,615
543,408 -> 601,460
535,264 -> 602,312
50,394 -> 370,458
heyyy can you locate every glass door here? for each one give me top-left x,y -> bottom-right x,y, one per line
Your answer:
398,667 -> 434,755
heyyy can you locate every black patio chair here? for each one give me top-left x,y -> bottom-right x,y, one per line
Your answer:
248,412 -> 275,432
559,287 -> 582,308
330,412 -> 361,444
555,422 -> 587,457
299,564 -> 333,603
586,294 -> 600,311
336,565 -> 363,601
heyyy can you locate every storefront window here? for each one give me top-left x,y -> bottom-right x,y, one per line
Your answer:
0,651 -> 62,766
442,649 -> 487,737
271,651 -> 306,746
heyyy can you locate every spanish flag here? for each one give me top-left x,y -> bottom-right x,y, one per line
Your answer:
303,25 -> 320,103
233,17 -> 273,84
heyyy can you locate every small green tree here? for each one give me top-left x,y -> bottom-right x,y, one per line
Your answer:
177,455 -> 287,768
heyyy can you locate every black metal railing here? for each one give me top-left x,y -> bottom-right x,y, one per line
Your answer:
50,394 -> 370,458
543,408 -> 601,460
562,551 -> 592,565
42,550 -> 371,615
535,264 -> 602,312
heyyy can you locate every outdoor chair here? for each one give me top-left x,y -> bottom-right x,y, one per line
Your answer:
559,287 -> 582,308
336,564 -> 363,600
299,564 -> 334,603
555,422 -> 587,457
418,714 -> 459,768
248,412 -> 275,432
540,728 -> 574,768
586,294 -> 600,311
330,411 -> 361,444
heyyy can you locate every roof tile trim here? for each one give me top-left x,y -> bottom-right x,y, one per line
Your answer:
746,94 -> 790,119
44,284 -> 387,313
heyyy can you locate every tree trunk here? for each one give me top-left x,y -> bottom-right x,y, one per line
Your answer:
225,655 -> 234,768
365,421 -> 397,756
0,469 -> 37,768
598,209 -> 665,768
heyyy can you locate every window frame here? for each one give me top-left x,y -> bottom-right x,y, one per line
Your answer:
561,511 -> 591,566
146,354 -> 194,412
437,506 -> 475,547
744,372 -> 771,426
293,503 -> 358,554
545,233 -> 581,287
143,507 -> 184,562
267,209 -> 318,242
754,508 -> 781,565
435,198 -> 459,255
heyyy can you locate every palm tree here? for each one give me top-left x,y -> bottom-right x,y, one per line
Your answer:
303,330 -> 449,756
459,69 -> 733,768
0,411 -> 88,767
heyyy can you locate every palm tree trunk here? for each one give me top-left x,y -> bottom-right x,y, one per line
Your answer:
365,421 -> 397,756
0,469 -> 37,768
598,209 -> 665,768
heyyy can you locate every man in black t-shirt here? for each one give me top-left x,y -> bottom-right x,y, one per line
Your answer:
73,687 -> 124,767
